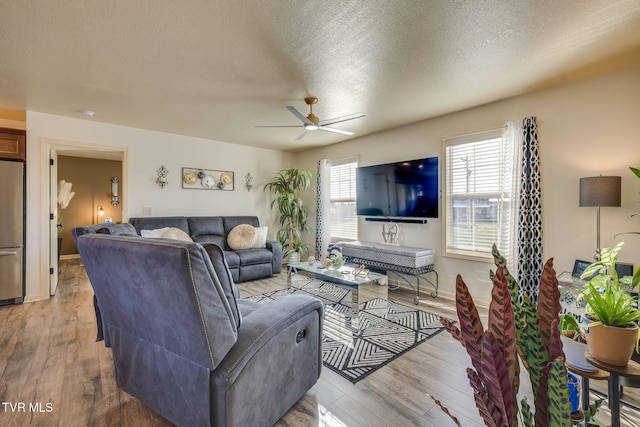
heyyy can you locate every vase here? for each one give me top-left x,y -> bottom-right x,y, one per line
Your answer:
585,323 -> 639,366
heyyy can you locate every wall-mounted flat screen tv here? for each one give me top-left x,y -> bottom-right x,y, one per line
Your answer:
356,156 -> 439,218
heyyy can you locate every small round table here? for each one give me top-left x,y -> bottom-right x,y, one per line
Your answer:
565,363 -> 609,415
585,352 -> 640,427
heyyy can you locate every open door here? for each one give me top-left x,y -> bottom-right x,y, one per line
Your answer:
49,147 -> 59,295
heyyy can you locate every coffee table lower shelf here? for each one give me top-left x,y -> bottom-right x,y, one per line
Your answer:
344,257 -> 438,304
286,262 -> 387,328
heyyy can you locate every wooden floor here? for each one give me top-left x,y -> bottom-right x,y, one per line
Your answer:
1,259 -> 638,426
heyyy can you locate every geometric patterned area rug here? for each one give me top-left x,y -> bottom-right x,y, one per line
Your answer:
246,278 -> 449,383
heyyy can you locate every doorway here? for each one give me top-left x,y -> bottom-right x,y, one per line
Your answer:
44,140 -> 126,296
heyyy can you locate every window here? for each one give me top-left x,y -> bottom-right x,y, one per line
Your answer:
329,159 -> 358,241
444,128 -> 516,259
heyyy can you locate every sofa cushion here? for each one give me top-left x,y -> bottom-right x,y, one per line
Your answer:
141,227 -> 170,238
77,234 -> 240,368
72,222 -> 138,243
162,227 -> 193,242
223,250 -> 240,269
129,217 -> 189,236
237,248 -> 274,266
227,224 -> 256,250
222,216 -> 260,250
188,216 -> 224,238
251,226 -> 268,249
200,243 -> 241,323
192,235 -> 226,247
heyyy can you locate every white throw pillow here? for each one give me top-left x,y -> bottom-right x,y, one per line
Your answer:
162,227 -> 193,242
227,224 -> 257,250
141,227 -> 170,238
251,226 -> 268,249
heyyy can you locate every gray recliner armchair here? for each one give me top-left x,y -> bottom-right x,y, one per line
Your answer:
76,234 -> 323,427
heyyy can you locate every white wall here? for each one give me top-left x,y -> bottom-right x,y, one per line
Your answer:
294,65 -> 640,306
25,112 -> 293,301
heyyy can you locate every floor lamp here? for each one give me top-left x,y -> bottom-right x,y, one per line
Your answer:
579,175 -> 621,261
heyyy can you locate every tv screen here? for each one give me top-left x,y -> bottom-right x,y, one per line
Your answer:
356,156 -> 439,218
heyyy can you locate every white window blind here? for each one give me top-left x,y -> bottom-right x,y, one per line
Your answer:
330,160 -> 358,241
444,128 -> 515,259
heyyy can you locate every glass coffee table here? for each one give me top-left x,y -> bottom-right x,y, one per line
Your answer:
287,261 -> 388,322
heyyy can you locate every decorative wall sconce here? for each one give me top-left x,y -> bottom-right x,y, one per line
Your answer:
111,177 -> 119,206
156,165 -> 169,189
245,172 -> 253,192
97,205 -> 104,222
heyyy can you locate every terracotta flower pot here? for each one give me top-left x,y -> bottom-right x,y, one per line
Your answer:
585,323 -> 639,366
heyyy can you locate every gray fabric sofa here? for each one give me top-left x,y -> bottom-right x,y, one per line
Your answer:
73,216 -> 282,283
76,233 -> 323,427
128,216 -> 282,282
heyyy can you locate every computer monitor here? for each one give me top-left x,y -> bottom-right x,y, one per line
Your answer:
572,259 -> 634,279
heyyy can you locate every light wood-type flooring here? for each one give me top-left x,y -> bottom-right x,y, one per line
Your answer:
1,259 -> 639,426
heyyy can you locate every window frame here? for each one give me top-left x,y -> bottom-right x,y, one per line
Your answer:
443,127 -> 515,261
328,158 -> 358,242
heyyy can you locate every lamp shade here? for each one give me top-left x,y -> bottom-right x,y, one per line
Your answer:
579,176 -> 621,207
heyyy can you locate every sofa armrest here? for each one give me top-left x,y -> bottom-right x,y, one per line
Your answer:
265,239 -> 282,273
213,294 -> 322,382
210,294 -> 322,425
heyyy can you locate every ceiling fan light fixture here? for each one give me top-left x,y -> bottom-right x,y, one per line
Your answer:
256,97 -> 364,141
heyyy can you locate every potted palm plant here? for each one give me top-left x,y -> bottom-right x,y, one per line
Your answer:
579,242 -> 640,366
264,168 -> 312,263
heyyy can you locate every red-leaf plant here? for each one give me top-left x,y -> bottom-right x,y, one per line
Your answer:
440,250 -> 572,427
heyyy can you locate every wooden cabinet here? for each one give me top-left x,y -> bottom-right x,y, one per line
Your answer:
0,128 -> 26,160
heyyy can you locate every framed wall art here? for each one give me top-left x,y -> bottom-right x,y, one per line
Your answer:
182,167 -> 234,191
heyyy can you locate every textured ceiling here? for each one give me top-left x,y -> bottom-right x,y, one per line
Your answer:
1,1 -> 640,152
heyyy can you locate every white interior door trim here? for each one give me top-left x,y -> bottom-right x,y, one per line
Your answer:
39,137 -> 127,301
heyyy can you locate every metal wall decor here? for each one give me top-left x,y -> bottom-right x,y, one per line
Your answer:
111,177 -> 120,205
182,167 -> 234,191
244,172 -> 253,192
156,165 -> 169,188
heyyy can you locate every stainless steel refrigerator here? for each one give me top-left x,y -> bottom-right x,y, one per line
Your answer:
0,159 -> 25,304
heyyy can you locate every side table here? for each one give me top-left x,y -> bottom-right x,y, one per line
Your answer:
585,352 -> 640,427
566,363 -> 609,415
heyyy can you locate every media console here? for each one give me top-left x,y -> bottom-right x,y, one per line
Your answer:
339,241 -> 438,304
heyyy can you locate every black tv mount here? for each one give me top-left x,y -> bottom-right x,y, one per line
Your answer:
364,217 -> 428,224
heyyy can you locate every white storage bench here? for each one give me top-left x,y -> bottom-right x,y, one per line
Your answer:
339,241 -> 438,304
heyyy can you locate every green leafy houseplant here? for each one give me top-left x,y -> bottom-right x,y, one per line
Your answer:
264,168 -> 312,258
579,242 -> 640,365
579,242 -> 640,328
559,313 -> 585,343
614,166 -> 640,289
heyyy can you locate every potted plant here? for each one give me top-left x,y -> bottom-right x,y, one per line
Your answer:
615,166 -> 640,289
434,246 -> 607,426
579,242 -> 640,366
438,248 -> 574,426
264,168 -> 312,263
559,313 -> 597,372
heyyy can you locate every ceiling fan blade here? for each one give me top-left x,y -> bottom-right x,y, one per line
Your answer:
318,112 -> 365,126
286,106 -> 314,125
318,126 -> 354,136
295,129 -> 309,140
254,125 -> 302,128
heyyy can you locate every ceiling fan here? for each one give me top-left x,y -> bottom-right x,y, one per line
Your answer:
256,97 -> 365,140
